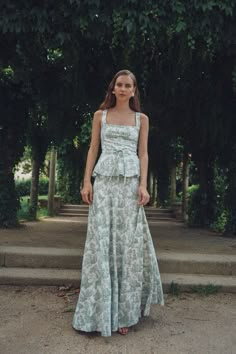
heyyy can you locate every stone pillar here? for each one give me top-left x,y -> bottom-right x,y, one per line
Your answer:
48,148 -> 57,216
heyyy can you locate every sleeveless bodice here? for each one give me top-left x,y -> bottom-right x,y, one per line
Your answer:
92,110 -> 140,177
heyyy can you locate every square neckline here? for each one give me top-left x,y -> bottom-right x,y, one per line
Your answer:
103,109 -> 138,128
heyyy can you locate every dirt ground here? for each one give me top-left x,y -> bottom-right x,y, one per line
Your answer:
0,286 -> 235,354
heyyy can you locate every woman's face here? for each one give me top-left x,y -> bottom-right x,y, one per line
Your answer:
112,75 -> 135,101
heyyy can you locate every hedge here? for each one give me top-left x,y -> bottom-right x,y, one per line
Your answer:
15,178 -> 50,197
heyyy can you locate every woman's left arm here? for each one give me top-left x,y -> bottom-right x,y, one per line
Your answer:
137,113 -> 150,206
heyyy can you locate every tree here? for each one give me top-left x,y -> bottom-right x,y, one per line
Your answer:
0,67 -> 28,226
1,0 -> 236,232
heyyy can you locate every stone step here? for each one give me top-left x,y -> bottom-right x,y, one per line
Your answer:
162,273 -> 236,293
59,205 -> 175,220
57,213 -> 88,217
62,205 -> 173,213
62,212 -> 174,219
0,247 -> 83,269
60,208 -> 173,216
57,212 -> 176,221
62,204 -> 89,208
159,252 -> 236,276
146,210 -> 173,215
1,247 -> 235,276
61,205 -> 88,210
60,209 -> 89,214
0,267 -> 81,286
146,215 -> 174,220
0,267 -> 235,293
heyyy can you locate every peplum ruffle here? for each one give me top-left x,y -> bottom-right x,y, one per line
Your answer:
92,150 -> 140,177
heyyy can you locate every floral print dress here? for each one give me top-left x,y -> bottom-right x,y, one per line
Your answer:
72,110 -> 164,336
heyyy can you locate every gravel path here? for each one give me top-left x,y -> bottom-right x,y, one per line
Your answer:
0,285 -> 235,354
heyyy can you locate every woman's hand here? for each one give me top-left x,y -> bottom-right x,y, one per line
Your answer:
138,185 -> 150,206
81,181 -> 93,205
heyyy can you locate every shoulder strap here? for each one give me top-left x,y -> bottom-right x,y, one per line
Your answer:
135,112 -> 141,129
102,110 -> 107,124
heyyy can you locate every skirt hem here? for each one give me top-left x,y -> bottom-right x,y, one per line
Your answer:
72,300 -> 165,337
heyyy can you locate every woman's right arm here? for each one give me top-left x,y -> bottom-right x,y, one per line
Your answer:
81,110 -> 102,204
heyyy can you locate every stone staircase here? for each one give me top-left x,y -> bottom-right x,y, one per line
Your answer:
58,204 -> 178,222
0,246 -> 235,292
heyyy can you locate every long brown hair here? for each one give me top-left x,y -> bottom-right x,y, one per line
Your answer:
99,70 -> 141,112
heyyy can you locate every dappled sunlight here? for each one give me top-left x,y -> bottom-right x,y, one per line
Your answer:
43,217 -> 87,224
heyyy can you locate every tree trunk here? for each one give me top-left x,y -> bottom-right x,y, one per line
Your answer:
0,131 -> 20,227
149,171 -> 155,206
170,164 -> 176,204
198,158 -> 208,225
29,159 -> 40,220
147,169 -> 151,203
0,163 -> 19,227
151,173 -> 158,206
48,148 -> 57,216
182,150 -> 190,222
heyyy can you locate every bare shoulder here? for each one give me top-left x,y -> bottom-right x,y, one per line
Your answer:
140,113 -> 149,126
94,109 -> 103,116
140,112 -> 149,120
93,110 -> 103,124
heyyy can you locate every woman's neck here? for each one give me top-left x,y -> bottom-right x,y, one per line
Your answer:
112,101 -> 132,113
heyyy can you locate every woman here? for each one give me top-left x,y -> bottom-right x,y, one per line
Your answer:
72,69 -> 164,337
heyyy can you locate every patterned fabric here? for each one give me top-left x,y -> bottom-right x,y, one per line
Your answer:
92,110 -> 140,177
72,180 -> 165,337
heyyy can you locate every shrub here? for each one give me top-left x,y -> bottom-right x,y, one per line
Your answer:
38,177 -> 50,195
186,184 -> 203,226
210,210 -> 228,233
15,179 -> 31,196
15,177 -> 50,197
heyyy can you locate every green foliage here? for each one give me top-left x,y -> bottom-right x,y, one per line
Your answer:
16,146 -> 52,178
210,210 -> 228,233
57,113 -> 92,203
39,178 -> 50,195
209,164 -> 228,232
0,63 -> 28,227
190,284 -> 221,296
0,172 -> 20,227
169,281 -> 181,296
154,137 -> 184,206
15,179 -> 31,197
169,281 -> 221,296
15,178 -> 50,197
224,145 -> 236,235
1,0 -> 236,229
187,163 -> 230,232
188,183 -> 217,228
187,184 -> 203,226
17,196 -> 49,221
16,146 -> 32,175
57,145 -> 84,204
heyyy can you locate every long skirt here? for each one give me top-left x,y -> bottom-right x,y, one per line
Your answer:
72,175 -> 164,337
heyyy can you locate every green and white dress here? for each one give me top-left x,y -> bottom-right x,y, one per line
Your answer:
72,110 -> 164,337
